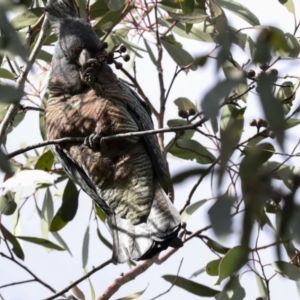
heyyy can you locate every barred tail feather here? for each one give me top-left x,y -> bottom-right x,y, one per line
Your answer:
109,183 -> 182,264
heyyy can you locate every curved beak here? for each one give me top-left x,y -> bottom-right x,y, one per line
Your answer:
78,48 -> 91,66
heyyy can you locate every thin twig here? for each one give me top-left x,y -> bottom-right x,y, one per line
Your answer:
0,14 -> 50,144
7,137 -> 85,158
0,252 -> 56,294
44,258 -> 112,300
0,279 -> 35,289
150,258 -> 183,300
179,156 -> 220,214
7,120 -> 207,158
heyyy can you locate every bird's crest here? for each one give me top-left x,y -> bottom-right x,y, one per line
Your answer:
45,0 -> 80,30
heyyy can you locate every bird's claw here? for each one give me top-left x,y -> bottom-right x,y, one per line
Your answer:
80,58 -> 101,84
84,132 -> 106,151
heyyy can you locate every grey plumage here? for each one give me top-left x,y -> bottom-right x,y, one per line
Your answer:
45,0 -> 182,263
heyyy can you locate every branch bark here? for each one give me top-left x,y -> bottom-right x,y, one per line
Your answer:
0,15 -> 50,144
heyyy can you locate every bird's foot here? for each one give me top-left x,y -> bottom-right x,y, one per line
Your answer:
80,58 -> 100,82
80,59 -> 104,96
84,132 -> 107,151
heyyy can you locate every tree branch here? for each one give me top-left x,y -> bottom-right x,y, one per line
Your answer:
0,279 -> 35,289
0,14 -> 50,144
7,120 -> 206,158
44,258 -> 113,300
0,252 -> 56,294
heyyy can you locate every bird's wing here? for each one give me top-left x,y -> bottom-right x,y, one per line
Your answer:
117,81 -> 169,189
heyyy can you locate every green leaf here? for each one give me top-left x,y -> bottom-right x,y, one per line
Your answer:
161,38 -> 196,70
206,259 -> 221,276
95,205 -> 107,222
162,275 -> 220,297
210,0 -> 228,33
254,267 -> 268,298
167,119 -> 195,139
39,107 -> 47,140
216,0 -> 260,26
71,282 -> 86,300
208,193 -> 235,238
240,143 -> 275,182
143,39 -> 157,66
82,225 -> 90,268
83,268 -> 96,300
0,170 -> 54,189
35,149 -> 54,172
171,167 -> 207,184
284,118 -> 300,130
36,49 -> 53,62
11,8 -> 44,30
280,33 -> 300,58
174,97 -> 198,111
0,5 -> 27,60
201,79 -> 237,119
0,147 -> 13,175
272,261 -> 300,281
219,105 -> 246,179
0,84 -> 23,104
16,236 -> 65,251
61,179 -> 79,222
216,246 -> 249,284
90,0 -> 109,19
116,286 -> 148,300
0,68 -> 15,80
168,10 -> 207,23
276,80 -> 297,115
97,227 -> 112,250
217,275 -> 246,300
169,138 -> 216,164
107,0 -> 125,11
0,190 -> 17,215
280,0 -> 295,14
206,238 -> 230,254
0,224 -> 24,260
75,0 -> 87,20
181,199 -> 207,221
52,232 -> 72,256
159,18 -> 215,43
180,0 -> 194,14
222,59 -> 248,102
50,209 -> 68,232
41,188 -> 54,239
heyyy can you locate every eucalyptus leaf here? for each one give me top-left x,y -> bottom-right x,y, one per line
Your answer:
162,275 -> 219,297
0,170 -> 54,189
0,224 -> 24,259
16,236 -> 65,251
206,259 -> 221,276
0,84 -> 23,104
161,38 -> 196,70
216,0 -> 260,26
169,138 -> 216,164
82,225 -> 90,268
0,68 -> 15,80
11,8 -> 44,30
272,261 -> 300,281
181,199 -> 207,221
208,193 -> 236,238
35,149 -> 54,172
216,246 -> 249,285
61,179 -> 79,222
0,190 -> 16,215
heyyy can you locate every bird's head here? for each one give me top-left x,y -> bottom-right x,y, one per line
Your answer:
46,0 -> 106,95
